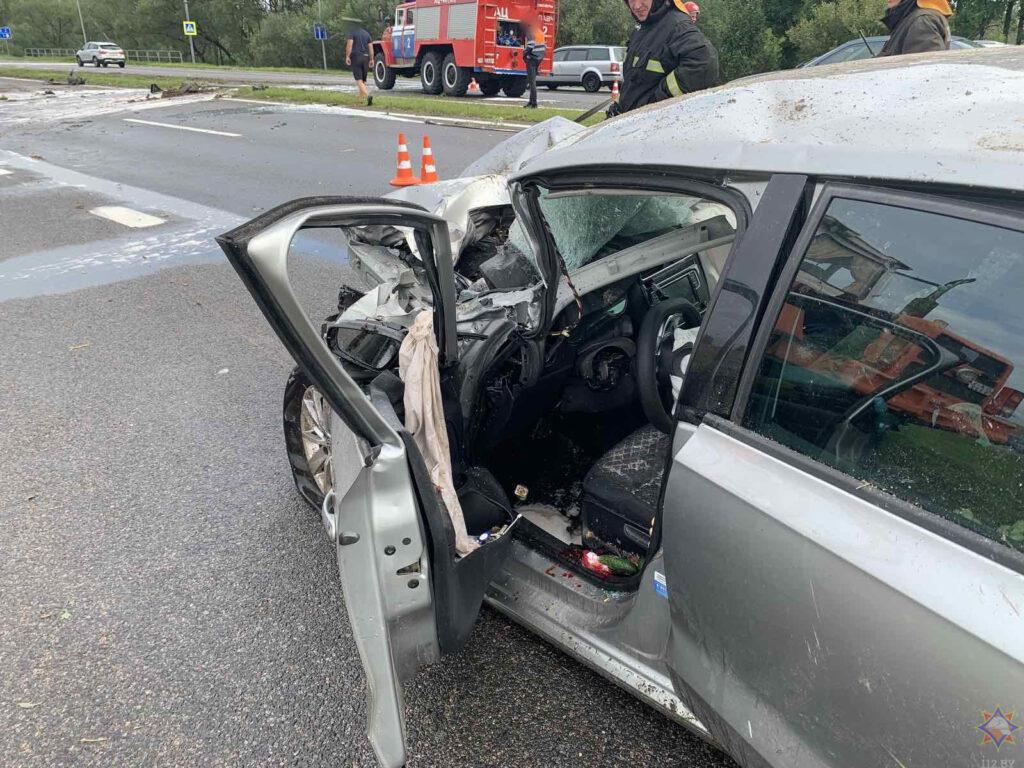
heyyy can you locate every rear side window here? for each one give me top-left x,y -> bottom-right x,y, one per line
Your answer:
586,48 -> 608,61
612,46 -> 626,61
744,194 -> 1024,550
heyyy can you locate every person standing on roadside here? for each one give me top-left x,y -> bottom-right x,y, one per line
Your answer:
879,0 -> 952,55
609,0 -> 718,116
346,23 -> 374,106
521,18 -> 546,108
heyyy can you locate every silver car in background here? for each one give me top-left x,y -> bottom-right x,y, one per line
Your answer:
541,44 -> 624,92
75,41 -> 126,68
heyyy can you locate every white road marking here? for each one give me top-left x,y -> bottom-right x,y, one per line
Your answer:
89,206 -> 166,228
0,169 -> 12,176
123,118 -> 241,137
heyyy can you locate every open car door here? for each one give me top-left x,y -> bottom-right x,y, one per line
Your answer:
217,197 -> 518,768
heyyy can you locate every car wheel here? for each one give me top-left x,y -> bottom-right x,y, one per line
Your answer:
501,76 -> 528,98
76,57 -> 84,67
373,57 -> 396,89
441,53 -> 471,96
283,367 -> 334,511
479,78 -> 502,97
582,72 -> 601,93
420,52 -> 443,95
101,60 -> 109,67
545,84 -> 558,90
117,61 -> 125,68
93,57 -> 100,66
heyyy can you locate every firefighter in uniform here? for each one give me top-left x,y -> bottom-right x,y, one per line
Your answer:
609,0 -> 719,116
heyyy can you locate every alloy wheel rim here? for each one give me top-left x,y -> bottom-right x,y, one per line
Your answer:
299,385 -> 334,497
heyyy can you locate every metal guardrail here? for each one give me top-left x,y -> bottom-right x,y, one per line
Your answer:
125,50 -> 184,63
23,47 -> 184,63
24,48 -> 76,57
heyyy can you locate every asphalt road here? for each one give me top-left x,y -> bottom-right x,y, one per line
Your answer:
0,78 -> 735,768
1,59 -> 612,109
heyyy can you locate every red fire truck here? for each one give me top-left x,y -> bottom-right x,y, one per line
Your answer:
371,0 -> 557,97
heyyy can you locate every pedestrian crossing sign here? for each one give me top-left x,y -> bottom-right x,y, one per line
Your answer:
183,20 -> 197,36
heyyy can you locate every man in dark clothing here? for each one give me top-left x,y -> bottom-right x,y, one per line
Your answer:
879,0 -> 952,56
609,0 -> 719,116
346,24 -> 374,105
522,19 -> 546,109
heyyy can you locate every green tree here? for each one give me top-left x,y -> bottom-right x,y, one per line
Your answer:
556,0 -> 634,46
701,0 -> 783,79
786,0 -> 886,63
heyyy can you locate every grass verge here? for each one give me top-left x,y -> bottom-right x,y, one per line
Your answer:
0,55 -> 349,75
235,85 -> 602,126
0,66 -> 604,126
0,66 -> 221,91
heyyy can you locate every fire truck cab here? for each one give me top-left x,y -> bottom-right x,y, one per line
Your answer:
372,0 -> 556,97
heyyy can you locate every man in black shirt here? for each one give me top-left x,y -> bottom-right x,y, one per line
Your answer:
346,24 -> 374,105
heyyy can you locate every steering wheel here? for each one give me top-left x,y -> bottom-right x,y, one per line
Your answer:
636,297 -> 702,435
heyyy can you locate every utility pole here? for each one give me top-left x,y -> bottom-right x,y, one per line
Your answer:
318,0 -> 327,71
183,0 -> 196,64
75,0 -> 87,45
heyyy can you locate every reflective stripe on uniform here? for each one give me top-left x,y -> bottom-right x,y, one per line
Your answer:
666,70 -> 684,96
646,58 -> 665,74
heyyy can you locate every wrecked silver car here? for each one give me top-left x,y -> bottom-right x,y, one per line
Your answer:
219,47 -> 1024,768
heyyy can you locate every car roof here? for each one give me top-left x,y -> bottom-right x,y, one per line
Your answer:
517,47 -> 1024,193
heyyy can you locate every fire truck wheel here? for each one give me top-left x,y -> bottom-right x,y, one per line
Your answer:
479,79 -> 502,97
502,76 -> 528,98
420,52 -> 444,95
374,58 -> 396,90
441,53 -> 472,96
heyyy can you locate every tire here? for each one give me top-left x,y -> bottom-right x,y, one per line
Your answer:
283,367 -> 333,512
582,71 -> 601,92
76,57 -> 84,67
501,76 -> 528,98
101,60 -> 109,68
545,84 -> 558,90
93,57 -> 100,67
420,52 -> 443,95
117,61 -> 125,68
479,78 -> 502,97
441,53 -> 472,96
373,57 -> 396,90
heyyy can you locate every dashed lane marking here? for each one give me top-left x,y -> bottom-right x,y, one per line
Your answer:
89,206 -> 166,228
123,118 -> 242,137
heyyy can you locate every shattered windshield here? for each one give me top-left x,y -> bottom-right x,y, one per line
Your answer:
537,189 -> 733,271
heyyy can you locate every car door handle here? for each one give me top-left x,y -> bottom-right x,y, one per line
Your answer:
321,489 -> 337,541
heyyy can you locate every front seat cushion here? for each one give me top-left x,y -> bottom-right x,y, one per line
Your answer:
581,424 -> 672,553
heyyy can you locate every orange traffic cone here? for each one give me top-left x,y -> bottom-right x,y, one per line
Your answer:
468,77 -> 481,95
420,135 -> 439,183
389,132 -> 421,187
611,80 -> 620,100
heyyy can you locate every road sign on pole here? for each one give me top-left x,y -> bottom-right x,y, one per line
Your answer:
0,26 -> 12,40
183,20 -> 197,36
182,0 -> 196,64
314,5 -> 327,71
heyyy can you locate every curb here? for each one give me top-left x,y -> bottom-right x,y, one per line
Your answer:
226,95 -> 533,132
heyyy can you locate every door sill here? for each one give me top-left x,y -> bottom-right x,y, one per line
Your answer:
484,541 -> 712,742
